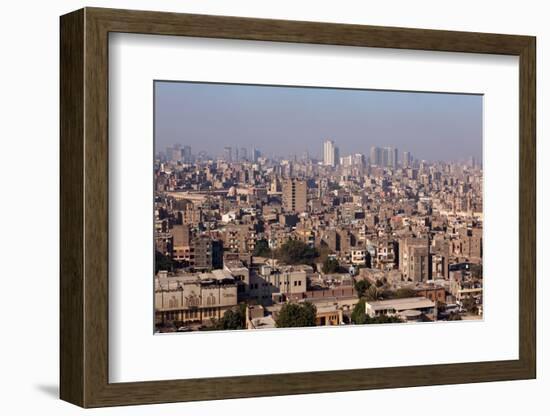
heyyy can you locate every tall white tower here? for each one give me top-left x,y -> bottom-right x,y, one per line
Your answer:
324,139 -> 336,167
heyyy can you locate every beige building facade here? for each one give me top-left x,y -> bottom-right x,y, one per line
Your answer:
155,270 -> 238,327
282,179 -> 307,213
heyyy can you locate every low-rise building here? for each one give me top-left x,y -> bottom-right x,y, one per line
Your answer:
415,283 -> 447,304
365,297 -> 435,320
351,249 -> 367,265
224,260 -> 250,300
259,264 -> 308,295
312,303 -> 343,326
155,270 -> 238,328
246,305 -> 277,330
450,277 -> 483,301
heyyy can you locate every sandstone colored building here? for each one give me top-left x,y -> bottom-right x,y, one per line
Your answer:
155,270 -> 238,328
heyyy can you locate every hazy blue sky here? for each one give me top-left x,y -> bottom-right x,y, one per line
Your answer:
154,81 -> 482,162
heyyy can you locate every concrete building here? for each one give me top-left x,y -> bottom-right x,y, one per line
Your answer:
351,249 -> 367,265
155,270 -> 238,328
191,235 -> 213,270
365,297 -> 435,319
261,265 -> 307,296
282,178 -> 307,213
455,227 -> 483,261
245,305 -> 276,329
247,265 -> 308,305
221,224 -> 257,254
312,302 -> 343,326
171,224 -> 192,262
375,239 -> 398,270
399,238 -> 431,281
155,231 -> 173,258
224,260 -> 250,300
450,275 -> 483,301
415,283 -> 447,304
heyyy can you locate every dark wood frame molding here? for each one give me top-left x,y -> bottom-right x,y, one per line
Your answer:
60,7 -> 536,408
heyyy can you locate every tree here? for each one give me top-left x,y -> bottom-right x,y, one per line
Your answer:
391,288 -> 418,299
351,300 -> 367,325
276,302 -> 317,328
276,240 -> 317,265
322,257 -> 341,274
253,239 -> 271,257
354,279 -> 371,298
208,305 -> 246,330
155,250 -> 175,273
220,309 -> 243,329
365,285 -> 381,301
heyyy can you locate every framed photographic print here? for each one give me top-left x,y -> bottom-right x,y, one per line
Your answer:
60,7 -> 536,408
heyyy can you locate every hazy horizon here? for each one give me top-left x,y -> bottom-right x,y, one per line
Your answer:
154,81 -> 483,162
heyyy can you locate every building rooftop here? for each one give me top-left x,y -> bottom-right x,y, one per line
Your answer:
315,304 -> 340,313
249,316 -> 276,329
224,260 -> 249,273
366,297 -> 435,311
201,269 -> 234,280
155,270 -> 235,290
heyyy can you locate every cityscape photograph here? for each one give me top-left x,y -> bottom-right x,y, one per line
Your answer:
153,81 -> 483,333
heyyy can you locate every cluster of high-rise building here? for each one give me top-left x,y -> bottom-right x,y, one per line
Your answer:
324,140 -> 414,170
221,146 -> 261,163
154,139 -> 483,332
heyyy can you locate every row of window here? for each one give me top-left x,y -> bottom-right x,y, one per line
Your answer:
163,308 -> 219,321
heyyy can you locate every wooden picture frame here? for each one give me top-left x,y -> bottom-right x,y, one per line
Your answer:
60,7 -> 536,408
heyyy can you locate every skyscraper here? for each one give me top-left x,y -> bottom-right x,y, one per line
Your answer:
370,146 -> 397,167
251,147 -> 261,163
223,146 -> 232,162
282,178 -> 307,213
370,146 -> 382,166
323,139 -> 338,167
403,151 -> 413,168
379,146 -> 398,168
353,153 -> 365,167
240,147 -> 248,162
168,144 -> 182,163
386,147 -> 398,168
341,153 -> 365,168
182,145 -> 192,163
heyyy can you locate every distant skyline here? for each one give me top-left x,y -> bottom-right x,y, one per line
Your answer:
154,81 -> 482,162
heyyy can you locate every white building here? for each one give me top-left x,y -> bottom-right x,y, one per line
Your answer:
221,210 -> 238,223
323,139 -> 339,167
351,249 -> 367,265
